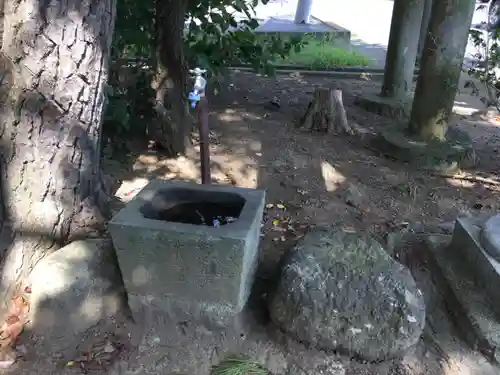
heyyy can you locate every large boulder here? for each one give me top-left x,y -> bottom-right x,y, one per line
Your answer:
268,229 -> 425,361
25,239 -> 128,355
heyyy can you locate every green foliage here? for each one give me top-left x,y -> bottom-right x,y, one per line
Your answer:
211,357 -> 269,375
468,7 -> 500,110
103,0 -> 156,141
103,64 -> 155,138
185,0 -> 304,76
103,0 -> 303,137
112,0 -> 154,60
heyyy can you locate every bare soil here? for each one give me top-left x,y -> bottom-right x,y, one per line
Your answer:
106,71 -> 500,265
18,71 -> 500,374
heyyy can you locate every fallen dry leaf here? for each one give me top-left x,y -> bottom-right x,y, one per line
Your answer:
10,295 -> 30,318
0,346 -> 16,369
5,315 -> 19,325
0,291 -> 31,369
69,337 -> 124,373
0,316 -> 24,342
0,356 -> 15,369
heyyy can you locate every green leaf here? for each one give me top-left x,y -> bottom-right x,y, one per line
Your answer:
210,12 -> 224,25
246,18 -> 259,29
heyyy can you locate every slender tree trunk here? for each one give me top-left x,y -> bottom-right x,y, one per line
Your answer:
150,0 -> 190,157
0,0 -> 116,311
381,0 -> 424,99
416,0 -> 433,64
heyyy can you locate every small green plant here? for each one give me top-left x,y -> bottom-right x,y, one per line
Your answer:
211,357 -> 270,375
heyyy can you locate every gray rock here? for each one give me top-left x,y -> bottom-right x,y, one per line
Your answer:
268,229 -> 425,361
341,183 -> 366,209
480,214 -> 500,262
26,239 -> 127,355
285,359 -> 345,375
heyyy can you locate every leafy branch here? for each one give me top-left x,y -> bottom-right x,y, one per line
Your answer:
103,0 -> 304,136
467,3 -> 500,111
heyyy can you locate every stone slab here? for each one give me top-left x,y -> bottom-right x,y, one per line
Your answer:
480,214 -> 500,263
450,216 -> 500,317
355,93 -> 412,121
108,179 -> 265,328
423,234 -> 500,363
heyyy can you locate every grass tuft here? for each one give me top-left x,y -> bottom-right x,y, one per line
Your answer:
211,357 -> 270,375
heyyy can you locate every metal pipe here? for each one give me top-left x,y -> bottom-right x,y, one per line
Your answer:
188,68 -> 211,185
197,96 -> 211,184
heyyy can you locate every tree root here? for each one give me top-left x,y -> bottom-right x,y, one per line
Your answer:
430,171 -> 500,187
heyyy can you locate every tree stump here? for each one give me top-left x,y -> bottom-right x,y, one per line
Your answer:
299,88 -> 355,134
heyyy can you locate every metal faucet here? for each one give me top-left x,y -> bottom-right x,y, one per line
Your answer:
188,68 -> 207,108
188,67 -> 211,184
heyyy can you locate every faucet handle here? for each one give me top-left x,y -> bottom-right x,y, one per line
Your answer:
189,67 -> 207,76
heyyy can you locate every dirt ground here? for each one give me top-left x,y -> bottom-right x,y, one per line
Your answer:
105,70 -> 500,265
48,71 -> 500,374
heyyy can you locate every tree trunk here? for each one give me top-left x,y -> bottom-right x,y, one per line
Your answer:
416,0 -> 433,64
381,0 -> 424,99
0,0 -> 116,310
149,0 -> 190,157
298,88 -> 354,134
408,0 -> 475,140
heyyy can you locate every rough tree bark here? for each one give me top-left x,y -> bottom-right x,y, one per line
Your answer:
298,88 -> 355,134
0,0 -> 116,310
149,0 -> 190,157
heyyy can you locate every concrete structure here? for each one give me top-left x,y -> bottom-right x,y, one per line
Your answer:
255,15 -> 351,47
109,179 -> 265,328
480,215 -> 500,263
424,215 -> 500,362
451,216 -> 500,315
